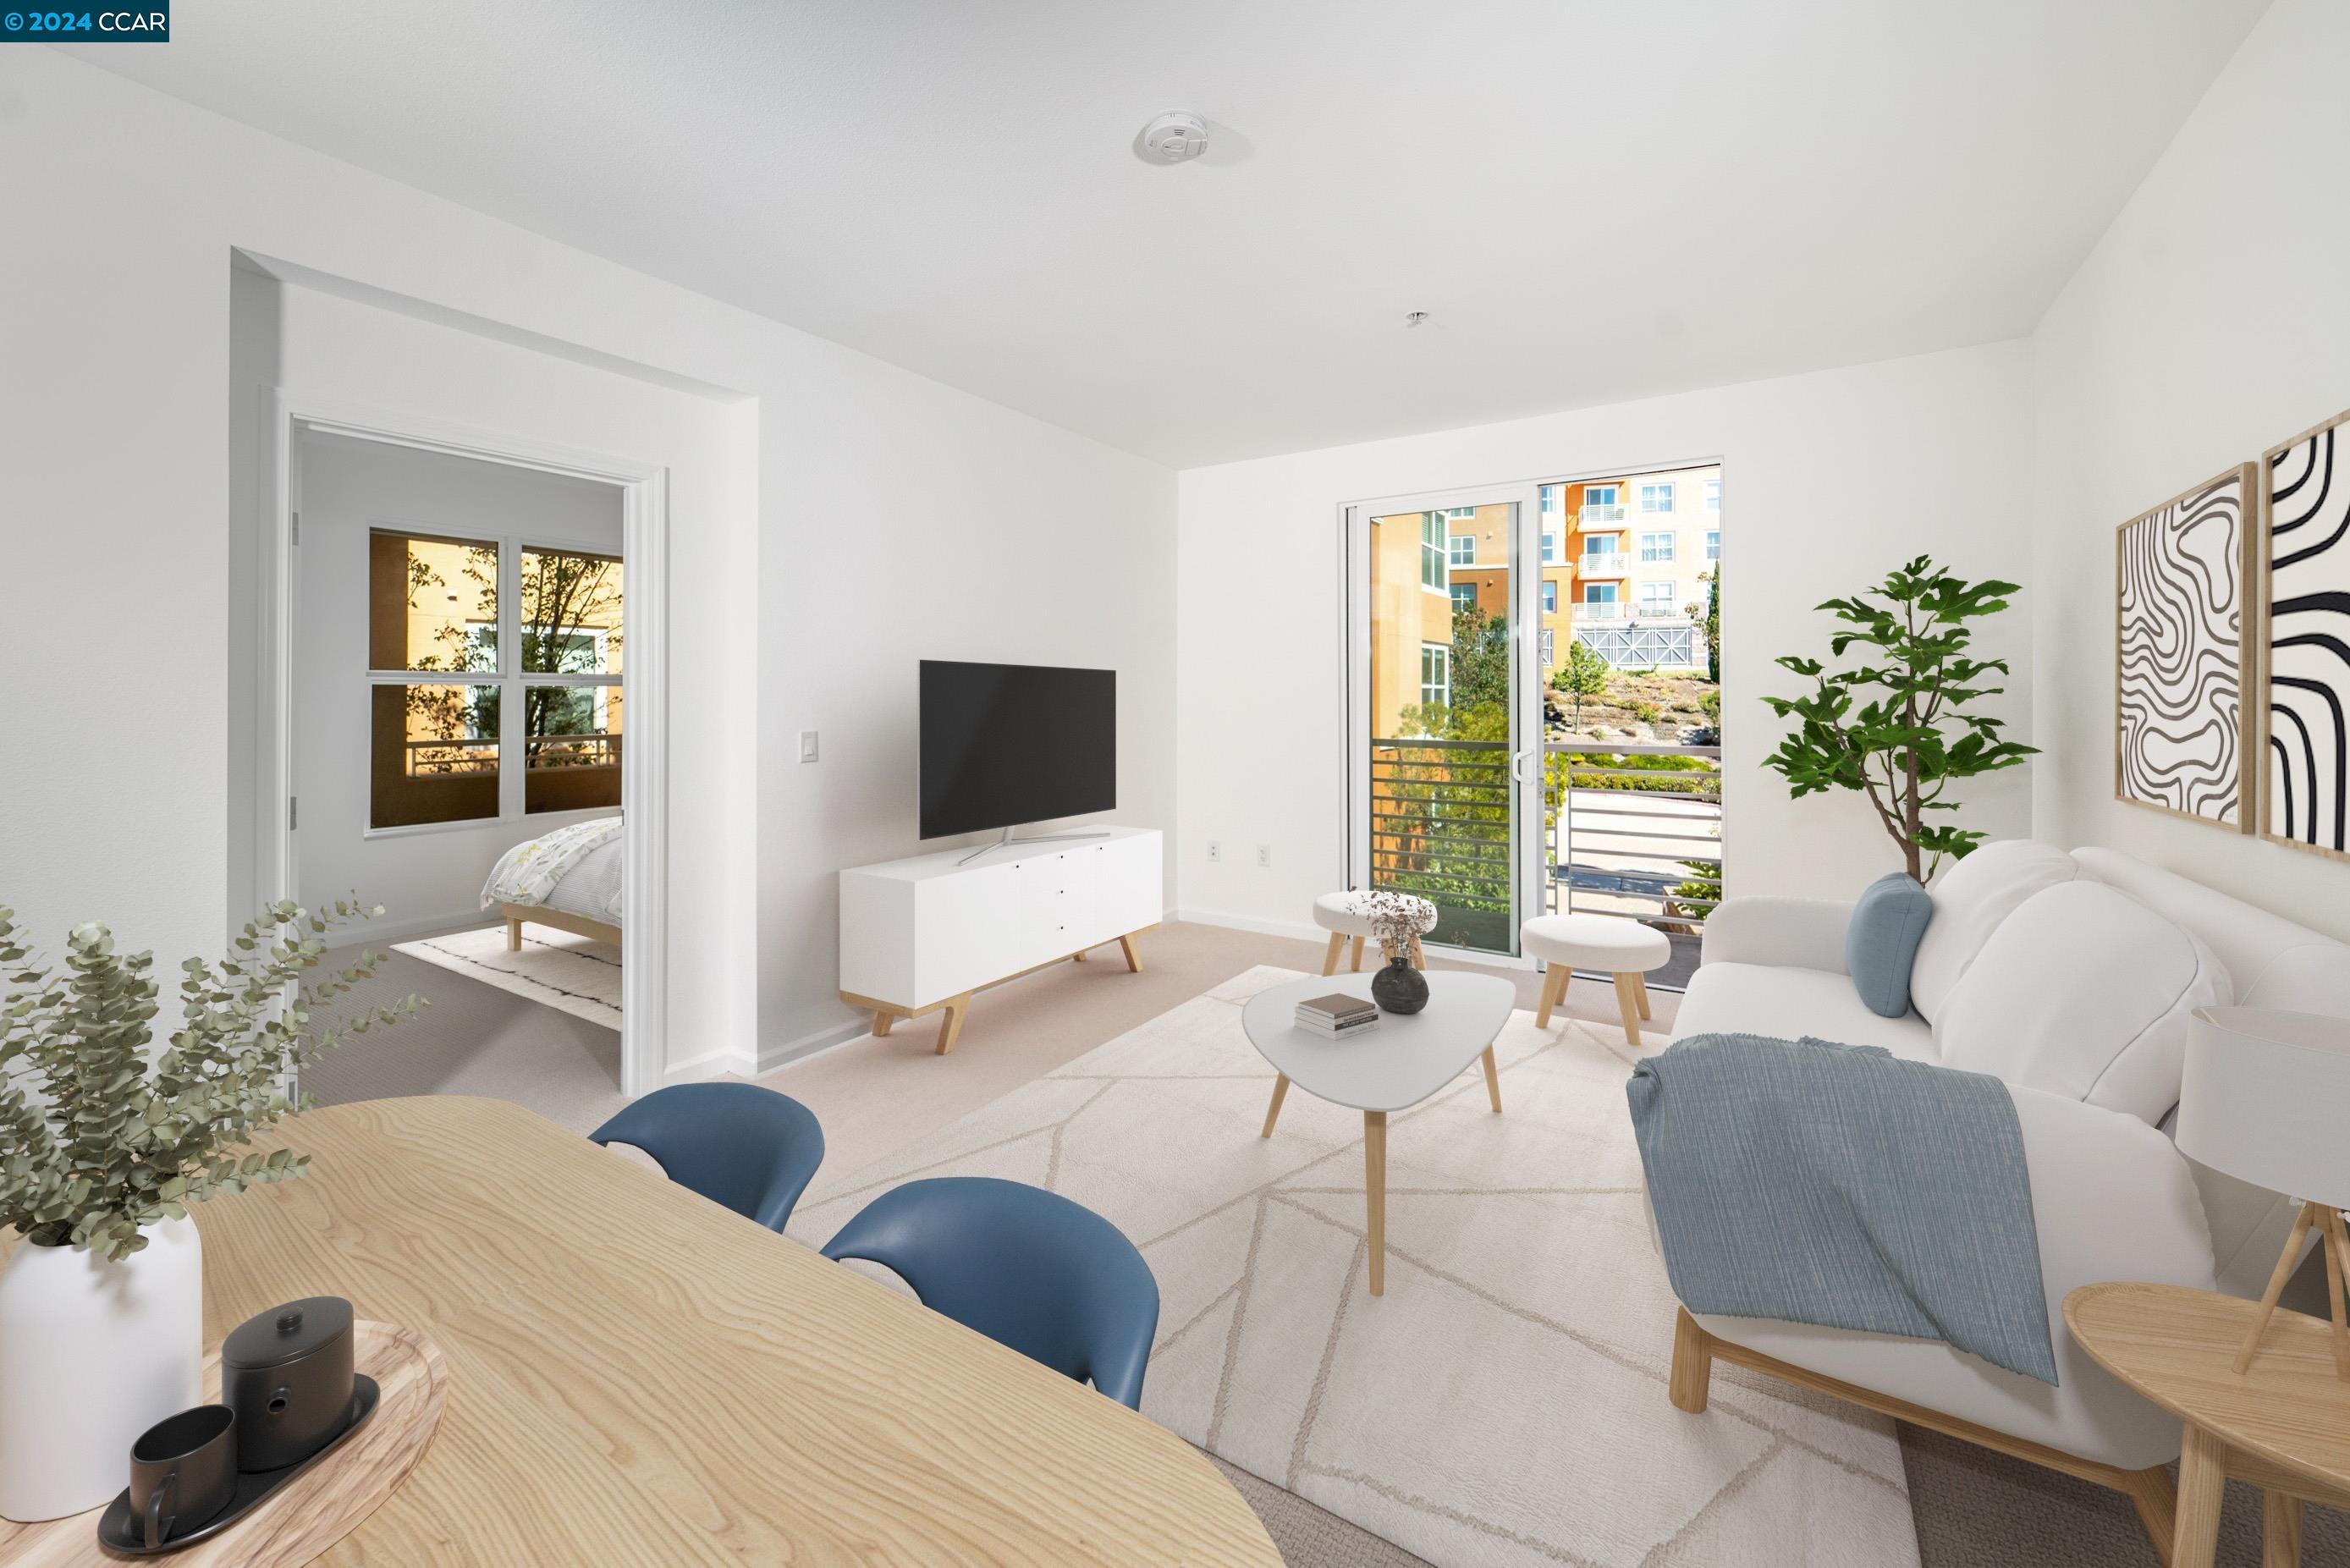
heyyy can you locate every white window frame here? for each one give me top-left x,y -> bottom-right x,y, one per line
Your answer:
1637,580 -> 1678,616
1448,531 -> 1477,567
1420,641 -> 1450,709
1420,513 -> 1447,593
1705,530 -> 1721,562
1586,485 -> 1620,507
1705,478 -> 1721,512
1541,580 -> 1558,613
1539,627 -> 1555,668
1639,531 -> 1675,563
365,528 -> 625,838
1541,530 -> 1560,564
1582,582 -> 1620,606
1450,580 -> 1478,612
1583,536 -> 1621,559
1640,482 -> 1676,514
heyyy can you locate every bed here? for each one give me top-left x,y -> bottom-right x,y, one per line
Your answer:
482,814 -> 625,951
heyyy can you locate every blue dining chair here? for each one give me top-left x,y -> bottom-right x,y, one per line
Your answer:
820,1177 -> 1160,1410
588,1083 -> 826,1233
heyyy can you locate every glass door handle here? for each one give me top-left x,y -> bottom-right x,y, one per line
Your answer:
1510,748 -> 1542,784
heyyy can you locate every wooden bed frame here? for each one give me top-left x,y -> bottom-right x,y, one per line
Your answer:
501,901 -> 622,952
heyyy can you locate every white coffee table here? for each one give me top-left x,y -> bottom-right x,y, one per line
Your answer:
1241,970 -> 1516,1296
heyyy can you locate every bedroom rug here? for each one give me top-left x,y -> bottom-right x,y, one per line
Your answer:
393,922 -> 621,1032
789,965 -> 1920,1568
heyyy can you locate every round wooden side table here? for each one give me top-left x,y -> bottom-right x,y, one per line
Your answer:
2066,1281 -> 2350,1568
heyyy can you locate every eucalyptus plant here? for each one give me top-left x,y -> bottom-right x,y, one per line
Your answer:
0,900 -> 422,1260
1761,556 -> 2038,881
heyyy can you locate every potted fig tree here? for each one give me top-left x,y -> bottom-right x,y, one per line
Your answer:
0,900 -> 420,1521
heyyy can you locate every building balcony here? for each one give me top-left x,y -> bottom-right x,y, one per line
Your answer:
1580,503 -> 1626,525
1577,553 -> 1631,578
1571,602 -> 1626,621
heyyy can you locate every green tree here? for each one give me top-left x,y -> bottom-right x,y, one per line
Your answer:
1550,638 -> 1610,725
1442,602 -> 1511,722
1685,568 -> 1720,685
1762,556 -> 2037,880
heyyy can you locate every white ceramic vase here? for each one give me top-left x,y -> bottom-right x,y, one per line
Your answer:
0,1215 -> 204,1521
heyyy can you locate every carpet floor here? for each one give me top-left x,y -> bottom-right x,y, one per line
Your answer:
789,966 -> 1919,1567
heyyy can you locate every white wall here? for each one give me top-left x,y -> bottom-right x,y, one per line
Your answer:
0,49 -> 1176,1076
1175,342 -> 2037,936
2031,0 -> 2350,941
292,432 -> 624,936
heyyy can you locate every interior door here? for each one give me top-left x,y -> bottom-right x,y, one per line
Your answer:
1344,483 -> 1545,958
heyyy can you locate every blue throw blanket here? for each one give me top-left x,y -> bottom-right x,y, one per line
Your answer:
1626,1032 -> 2056,1384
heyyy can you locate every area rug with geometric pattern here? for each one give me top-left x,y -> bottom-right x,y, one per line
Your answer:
789,966 -> 1920,1568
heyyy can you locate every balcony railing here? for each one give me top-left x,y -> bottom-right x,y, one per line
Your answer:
1571,602 -> 1626,621
1580,503 -> 1626,524
1367,736 -> 1722,953
405,733 -> 621,776
1578,553 -> 1631,577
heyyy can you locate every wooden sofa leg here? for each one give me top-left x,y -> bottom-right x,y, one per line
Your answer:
2120,1464 -> 2179,1568
1670,1307 -> 1714,1413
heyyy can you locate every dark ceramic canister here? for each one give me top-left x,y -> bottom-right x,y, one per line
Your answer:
1369,952 -> 1429,1015
222,1296 -> 356,1472
126,1403 -> 238,1549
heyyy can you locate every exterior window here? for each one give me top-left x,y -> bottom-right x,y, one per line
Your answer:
1582,583 -> 1619,609
1540,628 -> 1555,668
1448,532 -> 1477,567
366,530 -> 624,830
1541,580 -> 1558,613
1705,478 -> 1721,512
1587,486 -> 1619,507
1640,482 -> 1676,514
1706,531 -> 1721,561
1420,514 -> 1445,591
1639,531 -> 1675,563
1450,581 -> 1478,612
1638,580 -> 1677,616
1420,643 -> 1450,709
1583,536 -> 1620,560
1541,530 -> 1560,564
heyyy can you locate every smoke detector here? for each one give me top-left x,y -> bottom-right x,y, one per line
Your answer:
1138,112 -> 1210,164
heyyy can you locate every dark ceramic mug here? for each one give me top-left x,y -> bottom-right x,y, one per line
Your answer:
128,1404 -> 238,1549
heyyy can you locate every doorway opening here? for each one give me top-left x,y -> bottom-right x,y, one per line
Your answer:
258,404 -> 669,1108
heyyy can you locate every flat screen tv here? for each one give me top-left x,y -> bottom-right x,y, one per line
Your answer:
919,660 -> 1116,840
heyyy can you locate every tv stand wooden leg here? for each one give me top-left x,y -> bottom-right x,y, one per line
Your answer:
871,1010 -> 895,1038
1119,933 -> 1142,973
933,993 -> 972,1055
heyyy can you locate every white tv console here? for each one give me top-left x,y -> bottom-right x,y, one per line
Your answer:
838,826 -> 1164,1054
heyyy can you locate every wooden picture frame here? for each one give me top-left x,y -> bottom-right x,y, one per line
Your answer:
2114,463 -> 2259,833
2259,409 -> 2350,861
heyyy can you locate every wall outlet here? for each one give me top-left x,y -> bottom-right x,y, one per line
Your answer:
798,729 -> 819,763
1255,844 -> 1271,867
1205,839 -> 1222,863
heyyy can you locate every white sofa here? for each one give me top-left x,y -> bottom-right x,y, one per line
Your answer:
1663,842 -> 2350,1532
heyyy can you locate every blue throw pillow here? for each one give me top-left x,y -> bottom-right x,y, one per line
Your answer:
1846,872 -> 1934,1018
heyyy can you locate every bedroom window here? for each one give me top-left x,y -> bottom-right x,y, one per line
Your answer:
367,531 -> 624,830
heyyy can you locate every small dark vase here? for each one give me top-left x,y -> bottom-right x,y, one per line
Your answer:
1369,953 -> 1428,1015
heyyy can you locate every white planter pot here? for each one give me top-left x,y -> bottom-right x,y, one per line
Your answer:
0,1215 -> 203,1521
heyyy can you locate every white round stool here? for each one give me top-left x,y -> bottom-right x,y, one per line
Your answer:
1312,891 -> 1434,977
1521,914 -> 1671,1045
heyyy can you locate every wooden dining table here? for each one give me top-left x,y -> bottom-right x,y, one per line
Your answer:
0,1097 -> 1280,1566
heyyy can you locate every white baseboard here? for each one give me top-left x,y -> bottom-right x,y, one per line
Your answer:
1170,906 -> 1329,945
1173,907 -> 1539,972
660,1045 -> 756,1087
351,906 -> 498,947
752,1015 -> 878,1078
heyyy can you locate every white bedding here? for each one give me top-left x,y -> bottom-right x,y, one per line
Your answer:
482,815 -> 624,928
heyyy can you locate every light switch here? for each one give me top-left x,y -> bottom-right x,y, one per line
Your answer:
799,729 -> 819,763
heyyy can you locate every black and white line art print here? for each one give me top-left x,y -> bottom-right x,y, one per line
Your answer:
2265,410 -> 2350,859
2116,464 -> 2256,832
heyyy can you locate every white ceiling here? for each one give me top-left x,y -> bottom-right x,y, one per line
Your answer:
71,1 -> 2267,467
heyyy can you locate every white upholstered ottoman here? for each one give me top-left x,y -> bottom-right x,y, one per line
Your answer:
1312,891 -> 1432,977
1521,913 -> 1670,1045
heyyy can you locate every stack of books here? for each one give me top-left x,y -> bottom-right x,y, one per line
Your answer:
1295,993 -> 1380,1040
